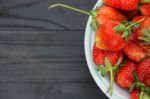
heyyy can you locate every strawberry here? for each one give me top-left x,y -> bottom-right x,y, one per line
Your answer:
144,77 -> 150,87
92,44 -> 123,65
140,4 -> 150,16
95,20 -> 127,51
133,16 -> 150,38
137,43 -> 150,53
103,0 -> 140,11
131,90 -> 140,99
96,16 -> 145,51
123,41 -> 147,62
115,61 -> 137,88
137,57 -> 150,82
96,6 -> 127,25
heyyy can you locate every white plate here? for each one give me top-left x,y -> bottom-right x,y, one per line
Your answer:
84,0 -> 130,99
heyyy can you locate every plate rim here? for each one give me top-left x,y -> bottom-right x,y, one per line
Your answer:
84,1 -> 128,99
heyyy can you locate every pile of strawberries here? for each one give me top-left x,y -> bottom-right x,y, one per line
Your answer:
92,0 -> 150,99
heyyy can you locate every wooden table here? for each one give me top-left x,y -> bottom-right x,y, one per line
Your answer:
0,0 -> 108,99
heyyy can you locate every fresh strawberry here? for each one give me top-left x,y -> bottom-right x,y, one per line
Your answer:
133,16 -> 150,38
144,77 -> 150,87
115,61 -> 137,88
96,16 -> 145,51
137,43 -> 150,53
103,0 -> 140,11
96,6 -> 127,25
137,58 -> 150,83
123,41 -> 147,62
92,44 -> 123,65
140,4 -> 150,16
131,90 -> 140,99
95,20 -> 127,51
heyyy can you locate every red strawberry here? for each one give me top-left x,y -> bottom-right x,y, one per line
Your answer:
96,20 -> 127,51
137,43 -> 150,53
137,57 -> 150,82
140,4 -> 150,16
123,41 -> 147,62
116,61 -> 137,88
144,77 -> 150,87
96,6 -> 127,25
131,90 -> 140,99
133,16 -> 150,38
92,44 -> 123,65
103,0 -> 140,11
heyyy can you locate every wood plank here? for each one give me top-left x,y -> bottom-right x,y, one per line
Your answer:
0,0 -> 97,30
0,82 -> 108,99
0,30 -> 89,82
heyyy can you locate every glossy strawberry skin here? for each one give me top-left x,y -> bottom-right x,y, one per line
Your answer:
96,20 -> 127,51
137,43 -> 150,53
123,41 -> 147,62
137,58 -> 150,82
92,44 -> 123,65
103,0 -> 140,11
96,6 -> 127,25
116,61 -> 137,88
131,90 -> 140,99
133,16 -> 150,38
144,77 -> 150,87
141,4 -> 150,16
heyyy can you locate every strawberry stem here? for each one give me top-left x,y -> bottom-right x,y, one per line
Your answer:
48,3 -> 91,16
104,57 -> 114,96
141,0 -> 150,3
138,25 -> 150,45
109,67 -> 114,96
127,17 -> 145,29
139,91 -> 144,99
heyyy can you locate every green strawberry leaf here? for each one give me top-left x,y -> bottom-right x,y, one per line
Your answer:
114,24 -> 126,33
138,25 -> 150,45
130,72 -> 150,98
90,10 -> 100,32
97,65 -> 107,77
114,17 -> 145,41
90,18 -> 99,32
90,10 -> 97,18
141,0 -> 150,3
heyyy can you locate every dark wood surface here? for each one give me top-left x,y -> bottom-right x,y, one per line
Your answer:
0,0 -> 108,99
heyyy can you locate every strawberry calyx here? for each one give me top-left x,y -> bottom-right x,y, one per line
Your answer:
114,17 -> 145,41
141,0 -> 150,3
48,3 -> 99,32
138,25 -> 150,45
97,58 -> 122,96
130,72 -> 150,99
139,91 -> 150,99
90,10 -> 100,32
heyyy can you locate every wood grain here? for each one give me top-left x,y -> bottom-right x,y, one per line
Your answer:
0,0 -> 108,99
